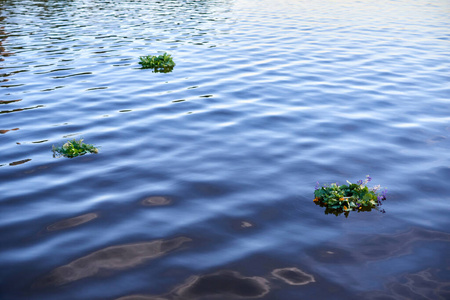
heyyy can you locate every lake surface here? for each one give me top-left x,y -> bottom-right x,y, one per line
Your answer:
1,0 -> 450,299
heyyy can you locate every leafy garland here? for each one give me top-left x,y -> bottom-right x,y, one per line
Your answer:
139,53 -> 175,72
314,175 -> 387,216
52,139 -> 99,158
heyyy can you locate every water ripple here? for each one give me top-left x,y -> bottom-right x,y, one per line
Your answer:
0,0 -> 449,299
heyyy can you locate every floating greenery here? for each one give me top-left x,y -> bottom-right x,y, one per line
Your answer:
314,175 -> 387,217
139,53 -> 175,72
52,139 -> 99,158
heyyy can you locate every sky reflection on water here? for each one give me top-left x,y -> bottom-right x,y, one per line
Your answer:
0,0 -> 449,299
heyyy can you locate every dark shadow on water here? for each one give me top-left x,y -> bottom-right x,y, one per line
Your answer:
271,267 -> 315,286
0,99 -> 22,104
141,196 -> 173,207
360,268 -> 450,300
34,237 -> 192,288
116,267 -> 317,299
172,270 -> 270,299
0,127 -> 19,134
8,158 -> 32,166
306,227 -> 450,264
0,104 -> 44,115
117,296 -> 168,300
46,213 -> 98,232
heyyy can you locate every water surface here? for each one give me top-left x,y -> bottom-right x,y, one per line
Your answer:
1,0 -> 450,299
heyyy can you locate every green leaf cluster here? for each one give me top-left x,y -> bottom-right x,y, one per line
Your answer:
52,139 -> 99,158
314,176 -> 386,216
139,53 -> 175,72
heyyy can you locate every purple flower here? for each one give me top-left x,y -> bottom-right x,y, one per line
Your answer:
361,175 -> 372,185
315,181 -> 320,190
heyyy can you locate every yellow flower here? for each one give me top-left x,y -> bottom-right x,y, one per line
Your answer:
339,198 -> 344,201
313,197 -> 319,202
343,206 -> 348,210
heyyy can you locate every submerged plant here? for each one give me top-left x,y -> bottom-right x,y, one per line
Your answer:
314,175 -> 387,217
52,139 -> 98,158
139,53 -> 175,72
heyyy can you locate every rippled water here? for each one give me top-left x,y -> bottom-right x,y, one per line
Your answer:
1,0 -> 450,299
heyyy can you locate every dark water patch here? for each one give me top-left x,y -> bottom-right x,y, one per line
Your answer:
0,104 -> 44,114
307,228 -> 450,265
7,158 -> 32,167
271,267 -> 315,286
85,86 -> 108,91
0,0 -> 449,299
0,83 -> 25,88
0,99 -> 22,104
306,247 -> 358,265
427,135 -> 447,144
52,72 -> 93,79
230,220 -> 255,231
117,296 -> 168,300
141,196 -> 172,207
34,67 -> 75,75
46,213 -> 98,232
41,85 -> 65,92
34,237 -> 192,288
0,127 -> 19,134
172,270 -> 270,299
360,268 -> 450,300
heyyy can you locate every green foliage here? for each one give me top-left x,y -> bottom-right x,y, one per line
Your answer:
139,53 -> 175,72
52,139 -> 98,158
314,175 -> 387,217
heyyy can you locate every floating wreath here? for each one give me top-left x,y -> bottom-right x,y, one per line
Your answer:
314,175 -> 387,217
139,53 -> 175,72
52,139 -> 99,158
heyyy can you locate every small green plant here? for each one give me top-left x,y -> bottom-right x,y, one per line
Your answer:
314,175 -> 387,217
139,53 -> 175,72
52,139 -> 99,158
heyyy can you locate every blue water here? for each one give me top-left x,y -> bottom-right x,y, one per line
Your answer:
1,0 -> 449,299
